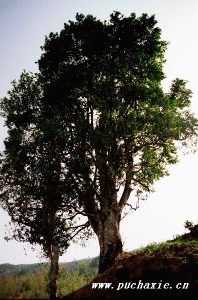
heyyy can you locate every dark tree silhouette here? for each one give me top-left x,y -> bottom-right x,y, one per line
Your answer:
0,12 -> 197,278
37,12 -> 197,273
0,71 -> 91,298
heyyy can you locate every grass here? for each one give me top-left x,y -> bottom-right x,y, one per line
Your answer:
0,260 -> 98,299
0,271 -> 48,299
132,236 -> 198,257
1,223 -> 198,299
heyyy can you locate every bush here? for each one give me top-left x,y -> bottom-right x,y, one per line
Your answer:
0,268 -> 49,299
57,261 -> 97,297
90,256 -> 99,268
20,278 -> 31,293
0,260 -> 97,299
184,220 -> 194,231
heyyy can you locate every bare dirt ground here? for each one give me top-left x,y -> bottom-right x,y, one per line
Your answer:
60,226 -> 198,299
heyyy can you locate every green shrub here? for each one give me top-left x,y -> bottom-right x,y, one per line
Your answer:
0,268 -> 49,299
90,256 -> 99,268
20,278 -> 31,293
184,220 -> 194,230
57,263 -> 97,297
0,261 -> 97,299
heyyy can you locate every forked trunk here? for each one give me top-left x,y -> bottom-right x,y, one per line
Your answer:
97,210 -> 123,274
47,242 -> 59,299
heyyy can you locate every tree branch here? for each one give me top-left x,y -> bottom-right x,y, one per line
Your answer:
69,221 -> 90,239
133,177 -> 150,191
119,181 -> 133,211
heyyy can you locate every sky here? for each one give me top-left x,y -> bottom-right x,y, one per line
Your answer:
0,0 -> 198,265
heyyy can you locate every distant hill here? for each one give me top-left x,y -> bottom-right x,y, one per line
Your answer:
0,257 -> 99,279
0,262 -> 49,278
60,226 -> 198,299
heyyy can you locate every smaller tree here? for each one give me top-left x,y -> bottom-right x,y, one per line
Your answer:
184,220 -> 194,231
0,71 -> 91,299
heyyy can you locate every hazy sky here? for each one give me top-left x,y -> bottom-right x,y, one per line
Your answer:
0,0 -> 198,265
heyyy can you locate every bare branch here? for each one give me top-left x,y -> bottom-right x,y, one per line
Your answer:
126,200 -> 139,211
133,177 -> 150,191
69,221 -> 90,239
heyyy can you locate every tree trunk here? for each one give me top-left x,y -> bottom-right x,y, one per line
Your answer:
47,242 -> 59,299
96,210 -> 123,274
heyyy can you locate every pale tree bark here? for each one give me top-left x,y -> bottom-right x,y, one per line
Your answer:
97,209 -> 122,274
80,143 -> 135,274
86,181 -> 128,274
47,239 -> 59,299
88,167 -> 137,274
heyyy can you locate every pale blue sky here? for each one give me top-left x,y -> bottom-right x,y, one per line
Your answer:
0,0 -> 198,265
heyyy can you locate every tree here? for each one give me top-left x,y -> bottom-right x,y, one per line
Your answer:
37,11 -> 198,273
0,71 -> 91,298
1,12 -> 197,279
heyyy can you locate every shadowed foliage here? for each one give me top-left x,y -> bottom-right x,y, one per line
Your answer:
38,11 -> 198,273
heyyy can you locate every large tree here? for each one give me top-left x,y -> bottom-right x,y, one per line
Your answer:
37,11 -> 198,273
0,71 -> 91,298
1,11 -> 197,278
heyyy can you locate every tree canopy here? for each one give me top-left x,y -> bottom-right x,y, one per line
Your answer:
0,71 -> 91,298
37,11 -> 198,272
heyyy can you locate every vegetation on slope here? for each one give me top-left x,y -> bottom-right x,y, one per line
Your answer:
60,222 -> 198,299
0,258 -> 98,299
1,222 -> 198,299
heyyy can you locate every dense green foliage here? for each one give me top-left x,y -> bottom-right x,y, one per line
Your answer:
0,69 -> 92,254
37,12 -> 198,271
0,259 -> 98,299
0,71 -> 86,254
37,11 -> 198,207
0,11 -> 197,275
0,70 -> 92,297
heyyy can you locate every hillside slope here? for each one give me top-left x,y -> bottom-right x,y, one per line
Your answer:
0,262 -> 49,278
0,257 -> 95,279
60,226 -> 198,299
